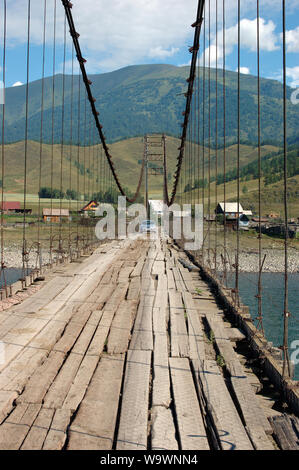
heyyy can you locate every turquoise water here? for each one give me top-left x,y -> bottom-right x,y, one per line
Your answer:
226,272 -> 299,380
0,268 -> 32,288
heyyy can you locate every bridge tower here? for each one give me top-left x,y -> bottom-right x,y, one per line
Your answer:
144,134 -> 167,217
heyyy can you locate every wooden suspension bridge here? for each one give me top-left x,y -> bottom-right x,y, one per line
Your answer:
0,0 -> 298,452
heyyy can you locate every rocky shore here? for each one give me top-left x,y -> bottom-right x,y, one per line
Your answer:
203,248 -> 299,273
2,244 -> 299,273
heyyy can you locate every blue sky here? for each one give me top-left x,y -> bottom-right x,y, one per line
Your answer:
0,0 -> 298,89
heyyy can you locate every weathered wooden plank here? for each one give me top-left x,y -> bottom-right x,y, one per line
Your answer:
166,268 -> 175,290
130,296 -> 154,351
183,291 -> 205,361
1,317 -> 49,347
21,408 -> 55,450
0,347 -> 47,393
69,355 -> 125,450
153,274 -> 168,334
0,403 -> 41,450
130,257 -> 146,278
107,300 -> 137,354
104,283 -> 129,312
226,360 -> 273,438
152,333 -> 171,408
194,360 -> 253,450
169,290 -> 189,358
0,422 -> 29,450
127,277 -> 141,301
169,357 -> 209,450
87,310 -> 115,356
118,265 -> 134,283
116,350 -> 151,450
269,415 -> 299,450
16,351 -> 66,405
152,260 -> 165,276
43,353 -> 83,409
43,409 -> 72,450
151,406 -> 178,450
63,355 -> 99,412
0,390 -> 19,424
172,267 -> 187,293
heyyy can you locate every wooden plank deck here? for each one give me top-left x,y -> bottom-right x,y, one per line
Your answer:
0,237 -> 279,450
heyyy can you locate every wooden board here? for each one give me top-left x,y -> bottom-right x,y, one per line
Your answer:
129,296 -> 154,351
183,291 -> 205,361
194,359 -> 253,450
226,360 -> 275,439
116,350 -> 151,450
63,355 -> 99,412
16,351 -> 66,405
169,291 -> 189,358
169,358 -> 209,450
107,300 -> 137,354
152,333 -> 171,408
68,355 -> 125,450
151,406 -> 178,450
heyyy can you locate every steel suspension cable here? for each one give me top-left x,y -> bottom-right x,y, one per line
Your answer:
50,0 -> 57,264
223,0 -> 227,285
282,0 -> 290,378
22,0 -> 31,280
235,0 -> 241,306
1,0 -> 7,293
59,14 -> 67,252
256,0 -> 265,335
37,0 -> 47,273
215,0 -> 218,273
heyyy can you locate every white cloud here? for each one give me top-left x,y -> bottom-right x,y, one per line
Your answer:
148,47 -> 179,59
3,0 -> 197,72
1,0 -> 297,76
285,26 -> 299,53
201,18 -> 279,68
12,81 -> 23,87
236,67 -> 250,75
286,66 -> 299,88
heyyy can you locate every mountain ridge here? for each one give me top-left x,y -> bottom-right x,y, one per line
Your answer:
1,64 -> 298,147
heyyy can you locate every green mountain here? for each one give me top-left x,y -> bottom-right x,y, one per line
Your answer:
1,64 -> 298,147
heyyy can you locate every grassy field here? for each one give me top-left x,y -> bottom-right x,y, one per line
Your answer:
1,137 -> 280,203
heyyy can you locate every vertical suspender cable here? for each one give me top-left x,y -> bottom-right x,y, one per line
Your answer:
59,15 -> 67,252
256,0 -> 265,335
223,0 -> 227,285
1,0 -> 7,293
37,0 -> 47,274
50,0 -> 56,264
22,0 -> 31,281
202,4 -> 206,265
235,0 -> 241,306
208,0 -> 211,265
282,0 -> 290,378
69,44 -> 74,254
215,0 -> 218,273
76,72 -> 81,254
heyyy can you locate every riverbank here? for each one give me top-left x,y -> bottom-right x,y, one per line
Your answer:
205,247 -> 299,273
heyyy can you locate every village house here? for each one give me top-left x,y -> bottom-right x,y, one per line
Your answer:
215,202 -> 244,218
0,201 -> 32,215
80,200 -> 99,214
43,208 -> 70,223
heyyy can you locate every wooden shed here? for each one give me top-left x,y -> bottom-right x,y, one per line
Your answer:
43,208 -> 70,223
